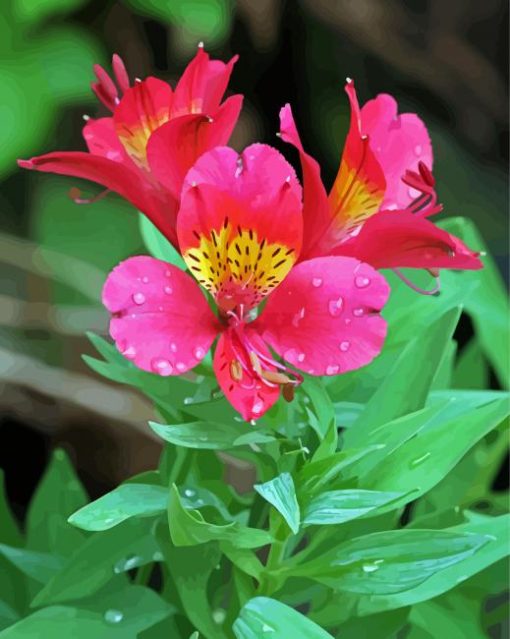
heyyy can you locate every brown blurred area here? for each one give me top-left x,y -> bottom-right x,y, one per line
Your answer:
0,0 -> 508,512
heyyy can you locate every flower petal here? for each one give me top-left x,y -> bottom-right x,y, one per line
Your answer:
255,256 -> 389,376
279,103 -> 330,261
361,94 -> 433,210
17,152 -> 179,246
327,80 -> 386,240
102,256 -> 220,375
146,95 -> 243,200
336,210 -> 483,270
172,46 -> 238,117
177,144 -> 303,311
82,117 -> 131,164
213,327 -> 280,421
114,77 -> 173,168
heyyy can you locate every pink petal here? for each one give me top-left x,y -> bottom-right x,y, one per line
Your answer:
255,256 -> 390,376
172,46 -> 238,117
146,95 -> 243,200
102,256 -> 220,375
213,327 -> 280,421
337,210 -> 483,270
82,117 -> 131,164
361,94 -> 433,210
279,103 -> 330,260
17,151 -> 179,247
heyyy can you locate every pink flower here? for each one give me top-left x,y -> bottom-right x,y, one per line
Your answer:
102,145 -> 390,421
18,46 -> 243,248
279,79 -> 482,294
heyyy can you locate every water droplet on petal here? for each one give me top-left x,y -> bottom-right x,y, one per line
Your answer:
141,276 -> 149,284
344,318 -> 352,325
123,346 -> 136,359
312,277 -> 323,288
132,292 -> 145,305
158,305 -> 164,312
252,398 -> 264,414
297,352 -> 306,362
339,341 -> 350,352
170,342 -> 178,352
151,358 -> 173,376
362,563 -> 380,574
104,609 -> 123,624
165,269 -> 171,277
355,276 -> 370,288
326,364 -> 339,375
414,144 -> 422,156
164,286 -> 173,295
353,308 -> 364,317
408,186 -> 420,199
176,362 -> 186,372
292,307 -> 306,328
328,297 -> 344,317
194,346 -> 205,360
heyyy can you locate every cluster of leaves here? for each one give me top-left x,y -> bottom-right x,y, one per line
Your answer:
0,215 -> 508,637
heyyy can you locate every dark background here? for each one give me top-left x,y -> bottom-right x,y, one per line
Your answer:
0,0 -> 508,516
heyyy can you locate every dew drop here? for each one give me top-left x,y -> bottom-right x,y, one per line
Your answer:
292,307 -> 306,328
326,364 -> 340,375
170,342 -> 178,352
352,308 -> 364,317
252,398 -> 264,414
104,609 -> 123,624
408,186 -> 420,199
123,346 -> 136,359
199,436 -> 208,442
262,623 -> 275,633
152,551 -> 164,561
328,297 -> 344,317
164,286 -> 173,295
183,397 -> 194,405
213,608 -> 226,624
184,488 -> 195,497
355,276 -> 370,288
165,269 -> 171,277
158,306 -> 164,312
312,277 -> 323,288
344,318 -> 352,325
297,352 -> 306,362
339,341 -> 350,352
362,563 -> 380,573
414,144 -> 422,156
132,292 -> 145,305
194,346 -> 205,360
141,276 -> 150,284
151,358 -> 173,376
409,451 -> 431,467
176,362 -> 186,372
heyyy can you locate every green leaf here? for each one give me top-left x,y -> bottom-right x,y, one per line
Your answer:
168,485 -> 272,549
138,214 -> 186,268
254,473 -> 300,534
0,586 -> 171,638
0,545 -> 64,584
291,529 -> 490,595
452,339 -> 487,389
302,489 -> 403,526
351,514 -> 509,615
150,420 -> 274,450
362,393 -> 509,503
26,449 -> 88,556
68,484 -> 169,532
156,521 -> 224,639
31,519 -> 160,607
233,597 -> 334,638
349,307 -> 461,436
440,217 -> 509,387
301,378 -> 335,442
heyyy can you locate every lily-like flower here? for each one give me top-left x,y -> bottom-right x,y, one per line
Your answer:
102,145 -> 390,420
18,46 -> 243,248
279,79 -> 482,294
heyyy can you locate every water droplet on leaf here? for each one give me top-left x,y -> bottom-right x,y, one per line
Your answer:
104,609 -> 123,624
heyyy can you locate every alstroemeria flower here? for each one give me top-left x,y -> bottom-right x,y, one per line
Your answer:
279,79 -> 482,294
102,145 -> 390,420
18,46 -> 242,248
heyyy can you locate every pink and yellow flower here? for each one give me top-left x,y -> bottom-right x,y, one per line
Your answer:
102,145 -> 390,420
18,46 -> 242,248
279,79 -> 482,293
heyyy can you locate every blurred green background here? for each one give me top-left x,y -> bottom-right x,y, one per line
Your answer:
0,0 -> 508,511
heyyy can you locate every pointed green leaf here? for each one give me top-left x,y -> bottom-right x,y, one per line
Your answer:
0,545 -> 64,584
233,597 -> 334,638
68,484 -> 169,531
150,420 -> 274,450
302,489 -> 404,526
138,214 -> 186,268
254,473 -> 300,534
0,471 -> 21,547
